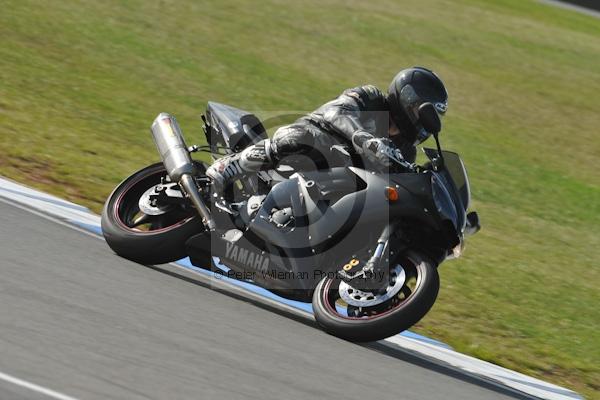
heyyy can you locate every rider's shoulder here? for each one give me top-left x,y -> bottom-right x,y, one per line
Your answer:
343,85 -> 385,103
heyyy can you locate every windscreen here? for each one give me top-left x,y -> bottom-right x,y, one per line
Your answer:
441,151 -> 470,211
423,148 -> 471,211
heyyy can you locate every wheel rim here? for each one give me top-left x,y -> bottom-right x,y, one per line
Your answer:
114,168 -> 195,233
322,257 -> 424,320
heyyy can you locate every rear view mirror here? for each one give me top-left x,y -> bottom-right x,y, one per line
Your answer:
418,103 -> 441,135
465,211 -> 481,236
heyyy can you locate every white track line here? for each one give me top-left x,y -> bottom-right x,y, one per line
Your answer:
0,371 -> 79,400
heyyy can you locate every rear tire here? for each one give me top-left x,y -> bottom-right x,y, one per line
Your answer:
312,251 -> 439,342
101,162 -> 206,265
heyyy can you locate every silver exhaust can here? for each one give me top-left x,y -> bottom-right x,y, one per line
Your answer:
150,113 -> 215,230
150,113 -> 195,182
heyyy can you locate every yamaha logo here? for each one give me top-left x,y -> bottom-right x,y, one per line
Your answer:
225,242 -> 270,272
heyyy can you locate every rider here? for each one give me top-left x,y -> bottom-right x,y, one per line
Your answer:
206,66 -> 448,188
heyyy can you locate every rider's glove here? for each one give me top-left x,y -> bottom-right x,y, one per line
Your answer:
362,138 -> 403,167
352,131 -> 414,171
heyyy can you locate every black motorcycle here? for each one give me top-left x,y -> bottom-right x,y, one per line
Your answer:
101,101 -> 480,342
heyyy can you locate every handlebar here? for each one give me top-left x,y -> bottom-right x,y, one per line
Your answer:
331,143 -> 422,173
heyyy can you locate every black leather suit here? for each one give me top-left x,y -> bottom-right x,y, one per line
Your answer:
269,85 -> 417,169
207,85 -> 416,187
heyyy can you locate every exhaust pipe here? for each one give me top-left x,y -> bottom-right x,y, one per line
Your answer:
151,113 -> 215,230
150,112 -> 195,181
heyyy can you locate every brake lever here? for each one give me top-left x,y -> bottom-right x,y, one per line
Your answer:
414,163 -> 429,173
390,157 -> 418,173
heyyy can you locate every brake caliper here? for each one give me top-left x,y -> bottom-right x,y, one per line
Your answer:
338,255 -> 390,292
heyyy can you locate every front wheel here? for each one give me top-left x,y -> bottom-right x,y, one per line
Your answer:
312,251 -> 439,342
101,162 -> 208,265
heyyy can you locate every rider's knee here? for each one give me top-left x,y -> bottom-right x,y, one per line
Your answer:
272,124 -> 315,158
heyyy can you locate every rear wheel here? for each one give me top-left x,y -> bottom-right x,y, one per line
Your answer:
312,251 -> 439,342
101,162 -> 209,265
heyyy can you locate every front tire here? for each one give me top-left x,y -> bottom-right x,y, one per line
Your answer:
101,162 -> 206,265
312,251 -> 439,342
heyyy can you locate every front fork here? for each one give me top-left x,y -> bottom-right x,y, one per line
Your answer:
338,224 -> 394,291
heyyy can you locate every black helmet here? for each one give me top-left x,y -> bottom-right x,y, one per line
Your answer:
387,67 -> 448,145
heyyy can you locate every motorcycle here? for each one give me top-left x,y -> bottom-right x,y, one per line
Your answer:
101,101 -> 480,342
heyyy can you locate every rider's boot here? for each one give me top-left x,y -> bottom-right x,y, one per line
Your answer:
206,139 -> 274,192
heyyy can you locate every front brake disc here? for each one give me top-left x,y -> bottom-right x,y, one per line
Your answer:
338,264 -> 406,307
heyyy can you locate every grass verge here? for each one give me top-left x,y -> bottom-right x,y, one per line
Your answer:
1,0 -> 598,397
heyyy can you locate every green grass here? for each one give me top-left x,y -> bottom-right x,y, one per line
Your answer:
1,0 -> 599,397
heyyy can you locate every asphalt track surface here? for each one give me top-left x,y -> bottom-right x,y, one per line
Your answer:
0,200 -> 532,400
